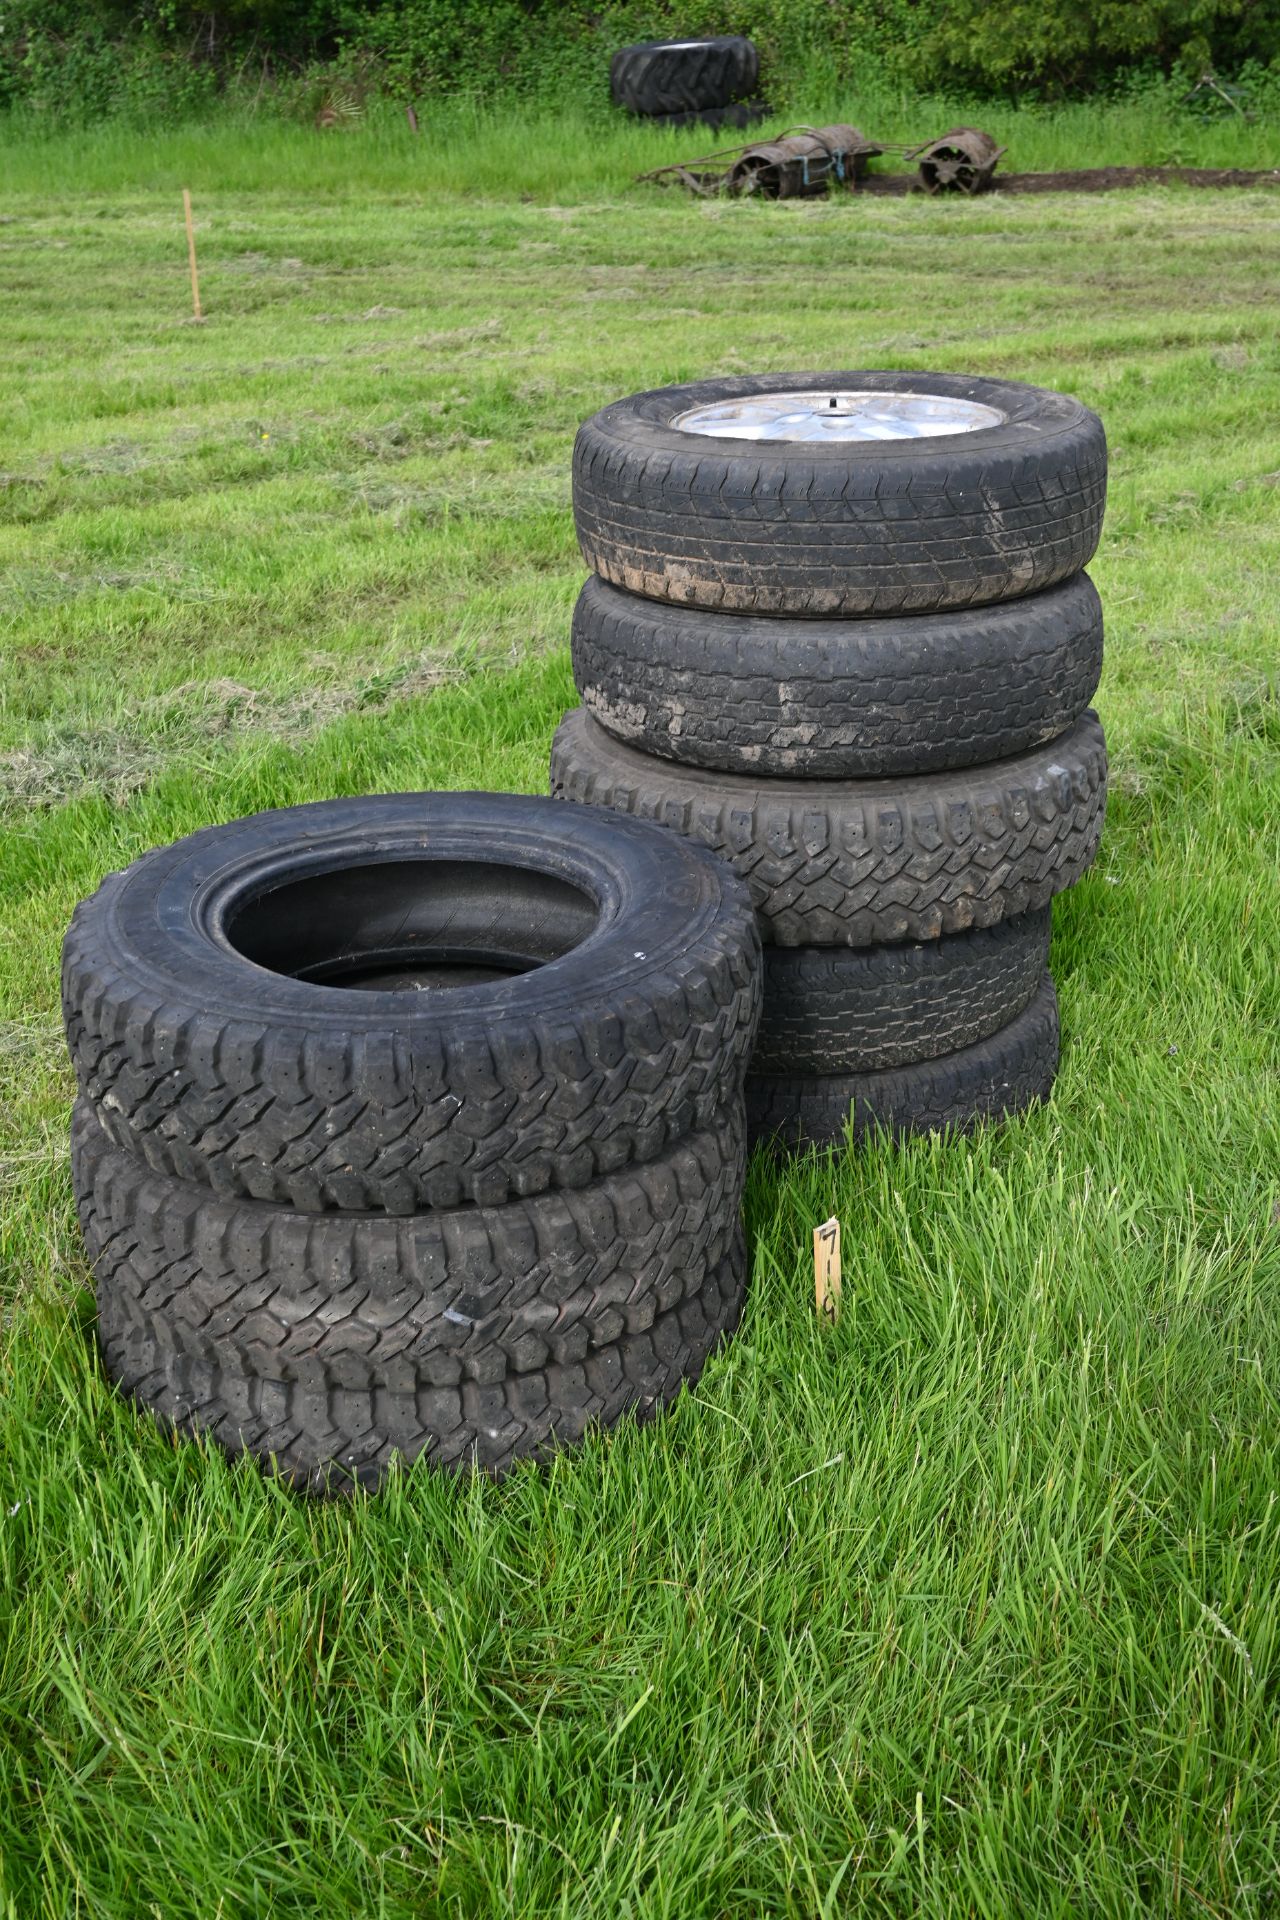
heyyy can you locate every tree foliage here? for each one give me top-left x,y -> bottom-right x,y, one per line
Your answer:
2,0 -> 1278,117
921,0 -> 1280,95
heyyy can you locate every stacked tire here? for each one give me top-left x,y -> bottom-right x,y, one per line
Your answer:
62,794 -> 762,1490
609,35 -> 768,132
551,371 -> 1109,1151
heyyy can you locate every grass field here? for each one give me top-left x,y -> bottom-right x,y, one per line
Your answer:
2,107 -> 1280,1917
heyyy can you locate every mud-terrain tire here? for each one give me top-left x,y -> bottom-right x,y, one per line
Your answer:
571,571 -> 1103,777
610,37 -> 759,116
551,707 -> 1106,947
747,972 -> 1059,1150
572,372 -> 1106,616
75,1102 -> 748,1491
63,793 -> 761,1215
755,910 -> 1049,1075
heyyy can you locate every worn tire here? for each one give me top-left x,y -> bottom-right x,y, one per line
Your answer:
75,1101 -> 748,1491
572,371 -> 1106,616
747,971 -> 1059,1150
550,707 -> 1106,947
610,37 -> 759,116
572,571 -> 1103,777
756,909 -> 1050,1075
63,793 -> 761,1215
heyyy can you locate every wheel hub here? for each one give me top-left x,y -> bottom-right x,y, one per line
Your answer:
672,389 -> 1005,442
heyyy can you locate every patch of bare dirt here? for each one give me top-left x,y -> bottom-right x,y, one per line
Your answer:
855,166 -> 1280,197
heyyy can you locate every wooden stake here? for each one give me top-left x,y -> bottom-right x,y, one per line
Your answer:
813,1216 -> 841,1327
183,188 -> 203,320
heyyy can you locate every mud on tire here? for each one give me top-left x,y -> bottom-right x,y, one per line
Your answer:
572,371 -> 1106,617
572,571 -> 1103,778
551,707 -> 1107,948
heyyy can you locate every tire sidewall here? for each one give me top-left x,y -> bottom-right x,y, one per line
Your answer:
577,370 -> 1101,468
66,791 -> 753,1036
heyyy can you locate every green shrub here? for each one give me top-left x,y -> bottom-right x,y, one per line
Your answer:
911,0 -> 1280,98
1,0 -> 1277,120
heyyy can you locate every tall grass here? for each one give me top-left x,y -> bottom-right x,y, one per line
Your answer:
2,81 -> 1275,200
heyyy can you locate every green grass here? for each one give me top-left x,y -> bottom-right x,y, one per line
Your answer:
2,112 -> 1280,1917
4,80 -> 1279,198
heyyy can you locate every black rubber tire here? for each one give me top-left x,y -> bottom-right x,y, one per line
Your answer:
571,571 -> 1103,778
755,909 -> 1050,1075
63,793 -> 761,1215
747,971 -> 1059,1151
610,37 -> 759,116
76,1100 -> 747,1493
647,100 -> 771,132
572,371 -> 1106,617
550,707 -> 1107,947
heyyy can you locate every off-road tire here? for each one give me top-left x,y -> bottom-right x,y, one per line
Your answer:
75,1101 -> 749,1492
610,37 -> 759,117
756,909 -> 1050,1075
572,571 -> 1103,777
572,371 -> 1106,616
63,793 -> 761,1215
747,971 -> 1059,1150
550,707 -> 1106,947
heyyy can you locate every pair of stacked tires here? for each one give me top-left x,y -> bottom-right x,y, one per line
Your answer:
551,371 -> 1110,1150
610,34 -> 766,132
62,795 -> 762,1490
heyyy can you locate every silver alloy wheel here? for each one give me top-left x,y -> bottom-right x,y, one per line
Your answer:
672,389 -> 1006,441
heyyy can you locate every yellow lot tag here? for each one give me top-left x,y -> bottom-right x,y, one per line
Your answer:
813,1216 -> 841,1327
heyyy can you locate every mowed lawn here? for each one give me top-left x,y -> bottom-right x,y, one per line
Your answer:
2,122 -> 1279,1915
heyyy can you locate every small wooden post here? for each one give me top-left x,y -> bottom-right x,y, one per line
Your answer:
183,188 -> 203,320
814,1216 -> 841,1327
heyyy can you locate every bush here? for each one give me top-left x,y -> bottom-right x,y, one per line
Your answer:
910,0 -> 1280,99
0,23 -> 219,122
1,0 -> 1277,120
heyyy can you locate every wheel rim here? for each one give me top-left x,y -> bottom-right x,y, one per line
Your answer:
671,389 -> 1005,442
